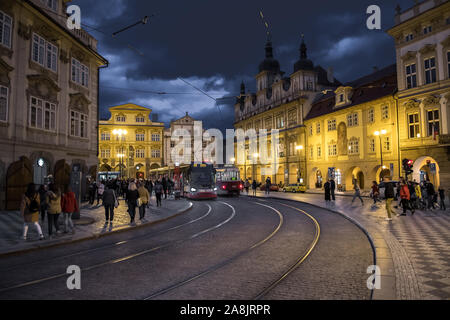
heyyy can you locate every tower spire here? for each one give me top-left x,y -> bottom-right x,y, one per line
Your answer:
300,34 -> 307,60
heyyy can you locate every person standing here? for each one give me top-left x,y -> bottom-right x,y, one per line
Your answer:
162,177 -> 168,200
265,177 -> 271,195
38,185 -> 48,223
102,184 -> 117,226
324,180 -> 331,202
398,179 -> 414,216
46,184 -> 62,238
426,181 -> 436,210
21,183 -> 44,241
146,179 -> 153,202
126,182 -> 139,225
351,180 -> 364,206
330,179 -> 336,201
154,180 -> 163,207
138,182 -> 150,221
252,180 -> 257,197
88,181 -> 96,205
97,182 -> 105,206
420,182 -> 428,211
438,187 -> 446,211
244,179 -> 250,195
371,181 -> 380,205
415,182 -> 423,210
61,186 -> 78,234
384,177 -> 395,221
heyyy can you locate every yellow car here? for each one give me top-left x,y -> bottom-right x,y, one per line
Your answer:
283,183 -> 307,193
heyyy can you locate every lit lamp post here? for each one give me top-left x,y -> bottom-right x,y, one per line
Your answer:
374,130 -> 387,180
113,129 -> 128,179
253,153 -> 259,181
296,145 -> 304,183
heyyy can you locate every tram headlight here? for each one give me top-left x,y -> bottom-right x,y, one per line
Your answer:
214,187 -> 218,191
191,188 -> 197,192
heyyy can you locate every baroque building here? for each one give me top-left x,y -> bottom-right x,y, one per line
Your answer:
0,0 -> 108,209
98,104 -> 165,179
388,0 -> 450,189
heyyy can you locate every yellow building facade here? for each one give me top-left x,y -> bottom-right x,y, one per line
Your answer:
98,104 -> 164,179
304,66 -> 400,191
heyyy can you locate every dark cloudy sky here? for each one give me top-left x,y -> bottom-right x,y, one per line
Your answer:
71,0 -> 415,131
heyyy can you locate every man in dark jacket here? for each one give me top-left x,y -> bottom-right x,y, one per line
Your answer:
426,181 -> 436,210
102,184 -> 117,225
330,179 -> 336,201
162,177 -> 168,199
384,177 -> 395,221
154,181 -> 163,207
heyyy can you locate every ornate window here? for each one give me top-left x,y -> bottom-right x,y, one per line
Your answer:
309,125 -> 313,136
424,57 -> 437,84
136,148 -> 145,159
136,132 -> 145,142
406,63 -> 417,89
276,114 -> 285,129
41,0 -> 58,11
151,133 -> 161,142
316,122 -> 321,134
348,138 -> 359,155
347,113 -> 359,127
309,146 -> 314,159
0,10 -> 12,48
70,110 -> 88,138
116,114 -> 126,122
152,149 -> 161,158
327,119 -> 336,131
32,34 -> 58,72
71,58 -> 89,87
427,109 -> 440,137
368,108 -> 375,123
328,141 -> 337,157
264,117 -> 272,131
369,138 -> 376,153
100,149 -> 110,159
381,105 -> 390,120
317,145 -> 322,158
408,113 -> 420,138
288,109 -> 297,127
383,136 -> 391,152
0,85 -> 8,122
101,132 -> 110,141
30,96 -> 56,132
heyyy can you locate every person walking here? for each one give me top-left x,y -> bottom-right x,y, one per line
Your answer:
88,181 -> 96,205
265,177 -> 271,195
38,185 -> 48,223
438,187 -> 446,211
162,177 -> 168,200
61,186 -> 78,234
46,184 -> 62,238
252,180 -> 257,197
384,177 -> 395,221
415,182 -> 423,210
138,182 -> 150,222
426,181 -> 436,210
351,180 -> 364,206
126,182 -> 139,225
330,179 -> 336,201
324,179 -> 331,202
420,182 -> 428,211
398,179 -> 414,216
97,182 -> 105,206
102,184 -> 117,226
371,181 -> 380,205
408,181 -> 417,211
244,179 -> 250,195
154,180 -> 163,207
21,183 -> 44,241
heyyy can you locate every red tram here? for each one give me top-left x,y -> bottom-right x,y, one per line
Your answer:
215,165 -> 243,196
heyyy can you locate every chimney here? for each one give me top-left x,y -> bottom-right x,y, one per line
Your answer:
327,67 -> 334,84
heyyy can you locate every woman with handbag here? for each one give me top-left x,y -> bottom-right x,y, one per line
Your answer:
21,183 -> 44,241
138,182 -> 150,222
102,184 -> 118,227
126,182 -> 139,226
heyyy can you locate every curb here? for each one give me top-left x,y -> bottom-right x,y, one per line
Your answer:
0,202 -> 194,259
247,195 -> 383,300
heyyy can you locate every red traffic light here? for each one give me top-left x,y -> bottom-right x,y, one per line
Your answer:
407,160 -> 414,166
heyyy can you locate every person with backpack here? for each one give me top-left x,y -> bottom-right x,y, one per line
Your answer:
46,184 -> 62,238
61,185 -> 78,234
102,184 -> 118,226
21,183 -> 44,241
126,182 -> 139,225
138,182 -> 150,221
154,180 -> 163,207
398,179 -> 414,216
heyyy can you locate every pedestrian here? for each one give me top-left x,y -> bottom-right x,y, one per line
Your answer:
383,177 -> 395,221
138,182 -> 150,222
38,185 -> 48,222
371,181 -> 380,205
408,181 -> 417,211
252,180 -> 257,197
438,187 -> 446,211
324,179 -> 331,202
21,183 -> 44,241
415,182 -> 423,210
244,179 -> 250,195
426,181 -> 436,210
97,181 -> 105,206
102,184 -> 117,226
351,180 -> 364,206
61,185 -> 78,234
162,177 -> 168,199
46,184 -> 62,238
265,177 -> 271,195
330,179 -> 336,201
398,179 -> 414,216
126,182 -> 139,225
154,180 -> 163,207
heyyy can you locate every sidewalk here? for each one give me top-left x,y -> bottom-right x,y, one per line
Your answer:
248,191 -> 450,300
0,196 -> 193,257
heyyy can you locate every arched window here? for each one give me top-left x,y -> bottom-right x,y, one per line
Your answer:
136,114 -> 145,123
116,114 -> 126,122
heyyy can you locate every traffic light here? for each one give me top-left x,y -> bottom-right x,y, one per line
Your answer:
402,159 -> 414,176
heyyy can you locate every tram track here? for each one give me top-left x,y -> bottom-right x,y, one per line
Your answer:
0,201 -> 236,295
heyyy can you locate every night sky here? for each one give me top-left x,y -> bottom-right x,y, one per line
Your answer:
71,0 -> 415,132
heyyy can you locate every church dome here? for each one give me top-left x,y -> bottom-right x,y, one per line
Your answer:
259,40 -> 281,74
294,36 -> 314,72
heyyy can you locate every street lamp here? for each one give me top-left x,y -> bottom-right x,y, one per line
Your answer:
113,129 -> 128,179
374,130 -> 387,180
296,145 -> 304,183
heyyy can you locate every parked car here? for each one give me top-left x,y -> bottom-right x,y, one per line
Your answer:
378,181 -> 399,200
260,184 -> 280,192
283,183 -> 307,193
